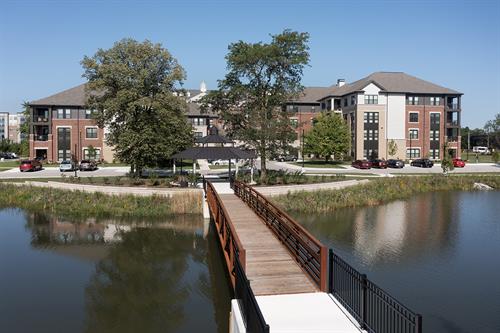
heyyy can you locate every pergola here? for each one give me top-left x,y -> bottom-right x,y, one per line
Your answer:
171,132 -> 256,179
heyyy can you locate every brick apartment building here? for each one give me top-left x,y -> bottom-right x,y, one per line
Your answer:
287,72 -> 462,160
28,82 -> 216,162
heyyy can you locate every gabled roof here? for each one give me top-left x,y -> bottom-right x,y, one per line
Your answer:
320,72 -> 461,99
30,83 -> 89,106
289,86 -> 332,103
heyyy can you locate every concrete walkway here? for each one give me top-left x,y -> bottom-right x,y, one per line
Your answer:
8,181 -> 202,197
255,179 -> 369,196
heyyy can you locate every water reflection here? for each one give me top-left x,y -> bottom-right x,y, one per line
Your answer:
295,192 -> 458,266
0,210 -> 230,333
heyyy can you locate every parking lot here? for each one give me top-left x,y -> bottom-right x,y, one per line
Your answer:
0,166 -> 129,179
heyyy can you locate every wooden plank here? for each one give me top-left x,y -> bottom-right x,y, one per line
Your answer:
217,192 -> 319,296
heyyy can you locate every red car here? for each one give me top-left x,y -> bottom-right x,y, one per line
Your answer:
370,159 -> 388,169
352,160 -> 372,169
19,159 -> 42,172
452,158 -> 466,168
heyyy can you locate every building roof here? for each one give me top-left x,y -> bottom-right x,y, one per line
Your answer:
321,72 -> 461,99
30,83 -> 90,106
170,146 -> 256,160
289,87 -> 332,104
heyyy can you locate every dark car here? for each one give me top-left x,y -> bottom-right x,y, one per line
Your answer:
1,152 -> 17,159
277,155 -> 298,162
410,158 -> 434,168
79,160 -> 98,171
370,159 -> 388,169
19,159 -> 42,172
387,159 -> 405,168
352,160 -> 372,169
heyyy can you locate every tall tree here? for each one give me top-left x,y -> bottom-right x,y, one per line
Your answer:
81,38 -> 193,176
202,30 -> 310,179
304,112 -> 350,162
388,139 -> 398,158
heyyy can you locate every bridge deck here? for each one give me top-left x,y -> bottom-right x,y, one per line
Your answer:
218,193 -> 318,296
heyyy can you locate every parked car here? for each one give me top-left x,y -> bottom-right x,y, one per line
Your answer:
19,159 -> 42,172
0,152 -> 17,159
79,160 -> 98,171
387,159 -> 405,168
410,158 -> 434,168
369,159 -> 388,169
59,160 -> 77,172
452,158 -> 466,168
210,159 -> 235,166
276,154 -> 298,162
352,160 -> 372,169
472,146 -> 490,155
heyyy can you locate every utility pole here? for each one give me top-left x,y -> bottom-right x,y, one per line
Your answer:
301,128 -> 305,168
467,130 -> 470,161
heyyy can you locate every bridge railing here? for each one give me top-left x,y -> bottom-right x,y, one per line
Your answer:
329,250 -> 422,333
205,180 -> 270,332
232,180 -> 328,291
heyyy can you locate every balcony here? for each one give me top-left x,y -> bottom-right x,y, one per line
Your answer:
34,134 -> 48,141
446,136 -> 459,143
446,103 -> 460,111
446,120 -> 460,127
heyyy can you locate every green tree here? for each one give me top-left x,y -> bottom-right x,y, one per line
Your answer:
202,30 -> 310,180
304,112 -> 349,162
441,142 -> 454,174
388,139 -> 398,158
81,38 -> 194,176
484,113 -> 500,149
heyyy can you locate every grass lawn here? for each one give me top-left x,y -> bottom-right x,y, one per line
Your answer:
290,160 -> 347,168
461,150 -> 495,163
208,164 -> 234,170
0,161 -> 20,168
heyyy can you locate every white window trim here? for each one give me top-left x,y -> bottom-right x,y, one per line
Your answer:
84,126 -> 99,140
408,112 -> 419,123
408,128 -> 419,139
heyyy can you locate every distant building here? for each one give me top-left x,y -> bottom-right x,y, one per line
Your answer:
0,112 -> 8,140
287,72 -> 462,160
8,113 -> 26,143
28,82 -> 217,162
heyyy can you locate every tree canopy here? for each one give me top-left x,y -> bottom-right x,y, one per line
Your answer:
304,112 -> 350,162
81,38 -> 193,175
202,30 -> 310,179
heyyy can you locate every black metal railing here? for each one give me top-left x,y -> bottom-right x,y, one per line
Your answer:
234,254 -> 270,333
329,250 -> 422,333
446,103 -> 459,110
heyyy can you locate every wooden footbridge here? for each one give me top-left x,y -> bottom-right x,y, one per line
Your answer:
204,179 -> 423,333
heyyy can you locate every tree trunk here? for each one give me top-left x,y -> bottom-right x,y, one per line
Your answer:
260,148 -> 267,182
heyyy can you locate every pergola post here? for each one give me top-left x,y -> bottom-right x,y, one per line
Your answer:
173,159 -> 176,174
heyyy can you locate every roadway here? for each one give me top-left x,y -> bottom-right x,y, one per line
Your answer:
0,166 -> 130,179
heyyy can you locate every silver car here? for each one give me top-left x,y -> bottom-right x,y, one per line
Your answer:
59,160 -> 76,172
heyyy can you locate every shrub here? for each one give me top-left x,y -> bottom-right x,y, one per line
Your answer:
113,176 -> 122,186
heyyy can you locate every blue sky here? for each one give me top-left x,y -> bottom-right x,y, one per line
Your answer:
1,0 -> 499,128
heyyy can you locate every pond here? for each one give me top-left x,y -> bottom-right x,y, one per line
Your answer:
292,191 -> 500,333
0,210 -> 231,333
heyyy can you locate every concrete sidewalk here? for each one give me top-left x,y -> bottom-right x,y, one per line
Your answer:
254,179 -> 369,196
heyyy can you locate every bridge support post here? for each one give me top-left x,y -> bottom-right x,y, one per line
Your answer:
361,274 -> 368,330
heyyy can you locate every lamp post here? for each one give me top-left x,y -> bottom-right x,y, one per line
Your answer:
301,128 -> 305,168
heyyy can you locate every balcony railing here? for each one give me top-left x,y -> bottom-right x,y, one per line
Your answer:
446,103 -> 459,110
446,136 -> 459,142
446,120 -> 459,127
34,134 -> 48,141
33,115 -> 49,122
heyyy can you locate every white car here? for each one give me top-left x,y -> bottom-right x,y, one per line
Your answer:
210,159 -> 234,166
59,160 -> 76,172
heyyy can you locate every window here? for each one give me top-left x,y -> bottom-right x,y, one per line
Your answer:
364,95 -> 378,104
194,132 -> 203,139
351,95 -> 356,105
430,113 -> 440,125
409,129 -> 419,140
86,127 -> 98,139
409,112 -> 419,122
83,148 -> 101,160
344,98 -> 348,107
407,96 -> 419,105
191,118 -> 205,126
406,148 -> 421,159
430,130 -> 439,141
57,109 -> 71,119
429,149 -> 439,159
363,149 -> 378,159
85,109 -> 93,119
364,112 -> 379,124
290,119 -> 298,128
327,99 -> 332,110
430,97 -> 440,106
364,130 -> 368,140
321,102 -> 326,110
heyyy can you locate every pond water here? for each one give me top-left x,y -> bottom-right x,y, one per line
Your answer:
0,210 -> 231,333
292,191 -> 500,333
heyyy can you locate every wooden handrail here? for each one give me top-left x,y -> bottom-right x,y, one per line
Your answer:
233,180 -> 328,292
205,180 -> 246,288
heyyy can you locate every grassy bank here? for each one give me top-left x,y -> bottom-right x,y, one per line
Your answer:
0,183 -> 202,219
272,175 -> 500,214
